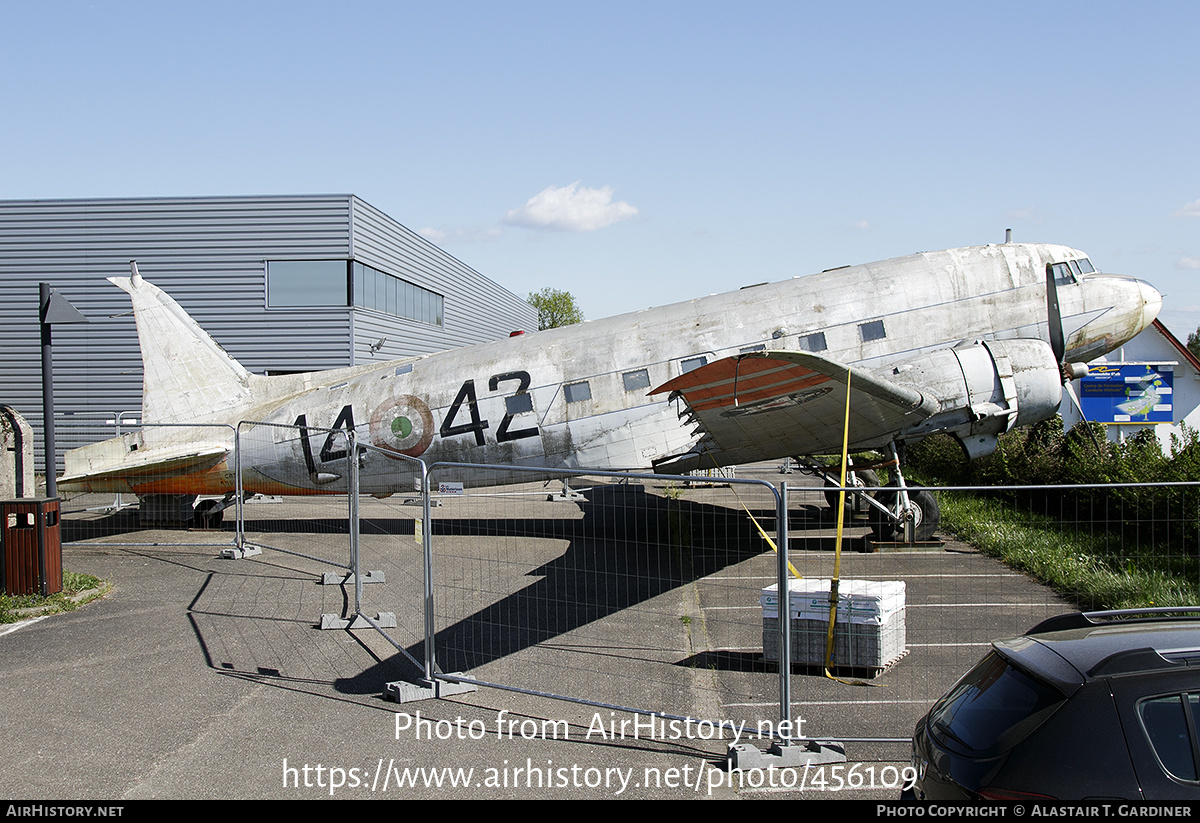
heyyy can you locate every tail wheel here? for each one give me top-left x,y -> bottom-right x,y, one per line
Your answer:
194,499 -> 224,529
868,488 -> 939,542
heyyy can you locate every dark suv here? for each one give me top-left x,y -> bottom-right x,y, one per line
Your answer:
909,608 -> 1200,800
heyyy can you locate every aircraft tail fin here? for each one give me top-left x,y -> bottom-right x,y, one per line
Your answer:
111,263 -> 254,425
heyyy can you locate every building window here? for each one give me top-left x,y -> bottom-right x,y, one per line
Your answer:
859,320 -> 886,342
564,381 -> 592,403
265,259 -> 443,327
353,262 -> 443,326
266,261 -> 349,307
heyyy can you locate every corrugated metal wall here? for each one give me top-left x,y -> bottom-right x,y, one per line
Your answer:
349,197 -> 536,364
0,194 -> 536,475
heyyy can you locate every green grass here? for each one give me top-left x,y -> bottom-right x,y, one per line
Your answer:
938,492 -> 1200,610
0,570 -> 111,623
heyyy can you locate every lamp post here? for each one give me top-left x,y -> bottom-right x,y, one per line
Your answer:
39,283 -> 88,497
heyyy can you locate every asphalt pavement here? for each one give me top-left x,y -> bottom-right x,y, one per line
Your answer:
0,468 -> 1072,800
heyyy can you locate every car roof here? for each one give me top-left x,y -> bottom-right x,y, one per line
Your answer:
991,609 -> 1200,692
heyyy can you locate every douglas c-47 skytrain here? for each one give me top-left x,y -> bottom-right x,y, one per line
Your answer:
59,241 -> 1162,538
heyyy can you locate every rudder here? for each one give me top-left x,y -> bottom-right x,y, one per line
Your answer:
111,262 -> 254,425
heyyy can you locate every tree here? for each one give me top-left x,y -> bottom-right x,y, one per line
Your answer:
527,288 -> 584,330
1188,326 -> 1200,361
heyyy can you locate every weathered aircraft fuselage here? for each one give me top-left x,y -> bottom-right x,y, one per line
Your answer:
60,242 -> 1161,496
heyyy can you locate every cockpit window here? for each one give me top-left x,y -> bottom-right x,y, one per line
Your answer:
1050,258 -> 1096,285
1050,262 -> 1077,285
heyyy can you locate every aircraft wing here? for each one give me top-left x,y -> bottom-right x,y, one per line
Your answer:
649,350 -> 938,471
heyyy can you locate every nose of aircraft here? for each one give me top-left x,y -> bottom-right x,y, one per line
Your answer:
1138,278 -> 1163,332
1068,272 -> 1164,362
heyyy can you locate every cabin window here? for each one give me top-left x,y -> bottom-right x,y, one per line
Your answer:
1076,258 -> 1096,274
505,393 -> 534,414
859,320 -> 886,342
622,369 -> 650,392
740,344 -> 766,354
564,381 -> 592,403
799,332 -> 828,352
681,356 -> 708,374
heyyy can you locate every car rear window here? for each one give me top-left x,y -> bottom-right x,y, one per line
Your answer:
926,651 -> 1066,758
1139,694 -> 1199,782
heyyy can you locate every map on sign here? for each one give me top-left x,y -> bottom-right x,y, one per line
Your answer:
1078,363 -> 1174,424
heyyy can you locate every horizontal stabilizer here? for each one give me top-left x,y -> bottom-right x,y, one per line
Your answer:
651,351 -> 937,465
60,441 -> 230,493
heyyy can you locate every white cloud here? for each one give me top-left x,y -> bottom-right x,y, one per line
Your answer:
852,220 -> 872,231
504,182 -> 638,232
1173,199 -> 1200,217
1177,256 -> 1200,270
417,226 -> 502,244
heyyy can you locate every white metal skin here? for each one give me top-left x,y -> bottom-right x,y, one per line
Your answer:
59,243 -> 1161,497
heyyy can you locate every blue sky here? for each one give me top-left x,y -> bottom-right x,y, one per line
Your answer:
3,1 -> 1198,338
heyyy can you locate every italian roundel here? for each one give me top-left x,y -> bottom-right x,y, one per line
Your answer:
370,394 -> 435,457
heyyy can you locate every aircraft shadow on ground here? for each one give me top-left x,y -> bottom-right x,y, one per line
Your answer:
334,483 -> 782,694
62,485 -> 867,696
60,506 -> 156,540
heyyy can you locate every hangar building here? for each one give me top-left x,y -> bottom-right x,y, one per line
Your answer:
0,194 -> 537,475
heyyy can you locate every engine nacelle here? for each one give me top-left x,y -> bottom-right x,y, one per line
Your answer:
881,339 -> 1063,459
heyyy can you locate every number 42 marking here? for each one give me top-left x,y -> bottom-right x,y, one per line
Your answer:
439,370 -> 538,446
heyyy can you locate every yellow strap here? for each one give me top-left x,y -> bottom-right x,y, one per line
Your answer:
824,369 -> 852,673
743,499 -> 801,580
821,369 -> 882,688
696,447 -> 802,581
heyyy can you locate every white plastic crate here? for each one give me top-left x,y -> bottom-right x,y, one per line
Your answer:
762,578 -> 906,670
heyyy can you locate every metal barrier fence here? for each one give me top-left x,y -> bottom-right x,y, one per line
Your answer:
435,464 -> 783,728
53,419 -> 1200,756
343,461 -> 1082,751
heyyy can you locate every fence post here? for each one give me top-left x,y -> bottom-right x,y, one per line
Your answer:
421,462 -> 436,683
233,425 -> 245,552
776,481 -> 792,745
347,429 -> 362,617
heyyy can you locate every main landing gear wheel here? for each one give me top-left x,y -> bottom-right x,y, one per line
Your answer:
823,469 -> 880,515
868,488 -> 940,542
